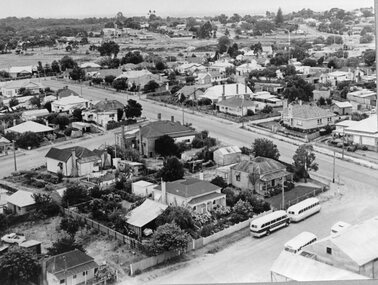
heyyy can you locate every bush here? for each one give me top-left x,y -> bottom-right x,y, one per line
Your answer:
200,224 -> 214,237
210,176 -> 227,188
246,109 -> 255,116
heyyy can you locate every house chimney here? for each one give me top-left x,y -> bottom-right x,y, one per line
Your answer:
13,119 -> 16,126
222,84 -> 226,100
157,113 -> 161,120
161,179 -> 167,204
236,83 -> 239,95
245,83 -> 248,94
121,125 -> 125,150
171,116 -> 174,122
299,100 -> 303,106
166,82 -> 169,91
71,150 -> 77,177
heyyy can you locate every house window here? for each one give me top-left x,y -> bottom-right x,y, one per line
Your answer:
236,173 -> 241,181
296,120 -> 302,126
326,247 -> 332,255
213,200 -> 216,204
193,206 -> 196,211
83,271 -> 88,276
317,119 -> 322,125
60,280 -> 65,284
327,117 -> 332,122
73,275 -> 77,279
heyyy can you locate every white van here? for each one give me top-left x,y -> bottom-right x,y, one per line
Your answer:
284,231 -> 317,254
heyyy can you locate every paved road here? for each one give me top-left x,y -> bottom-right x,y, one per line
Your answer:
41,80 -> 378,189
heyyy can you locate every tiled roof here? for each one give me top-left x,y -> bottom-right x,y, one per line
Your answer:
283,103 -> 335,120
154,178 -> 220,198
216,97 -> 255,108
45,146 -> 99,162
94,99 -> 124,111
140,120 -> 196,139
56,88 -> 79,98
46,249 -> 98,279
231,157 -> 286,174
176,85 -> 204,98
188,192 -> 225,205
7,190 -> 35,207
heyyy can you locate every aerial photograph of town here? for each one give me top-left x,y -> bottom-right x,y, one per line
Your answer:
0,0 -> 377,284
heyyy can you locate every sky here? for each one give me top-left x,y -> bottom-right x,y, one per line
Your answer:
1,0 -> 375,19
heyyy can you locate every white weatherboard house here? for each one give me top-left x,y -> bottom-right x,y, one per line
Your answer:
51,95 -> 90,114
7,190 -> 36,215
344,115 -> 378,151
213,146 -> 242,166
132,180 -> 157,197
202,83 -> 253,103
1,80 -> 43,97
5,121 -> 54,135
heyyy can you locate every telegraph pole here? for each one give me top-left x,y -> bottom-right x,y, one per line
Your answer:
332,151 -> 336,183
13,141 -> 17,171
375,0 -> 378,147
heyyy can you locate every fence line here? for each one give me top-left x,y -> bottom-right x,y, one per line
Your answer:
63,208 -> 144,250
285,187 -> 326,208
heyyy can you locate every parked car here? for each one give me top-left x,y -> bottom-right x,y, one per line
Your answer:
1,233 -> 26,244
347,145 -> 357,152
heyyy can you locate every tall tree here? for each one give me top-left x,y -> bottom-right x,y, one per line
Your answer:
252,138 -> 280,160
158,157 -> 184,182
47,237 -> 85,255
275,8 -> 284,26
218,36 -> 231,54
124,99 -> 142,118
292,144 -> 318,182
0,247 -> 41,285
151,223 -> 190,255
156,207 -> 195,231
59,55 -> 77,71
155,135 -> 179,157
98,41 -> 120,57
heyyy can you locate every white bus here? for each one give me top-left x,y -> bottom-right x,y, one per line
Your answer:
287,197 -> 321,222
330,221 -> 351,237
250,210 -> 290,237
284,231 -> 317,254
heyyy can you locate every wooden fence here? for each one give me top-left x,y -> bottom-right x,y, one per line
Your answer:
63,208 -> 144,250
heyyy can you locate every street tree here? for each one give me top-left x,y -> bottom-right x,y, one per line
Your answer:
112,78 -> 128,91
217,36 -> 231,54
51,60 -> 61,73
252,138 -> 280,160
53,115 -> 70,130
0,247 -> 41,285
158,157 -> 184,182
197,21 -> 213,39
151,223 -> 190,255
59,55 -> 77,71
292,144 -> 319,182
143,80 -> 159,93
61,183 -> 90,207
105,75 -> 116,85
124,99 -> 142,118
69,66 -> 85,81
29,96 -> 41,108
155,135 -> 179,157
283,75 -> 314,102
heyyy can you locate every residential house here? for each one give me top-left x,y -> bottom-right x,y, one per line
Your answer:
201,83 -> 253,103
176,63 -> 206,74
82,99 -> 124,128
196,73 -> 212,85
92,149 -> 112,169
254,82 -> 285,94
21,109 -> 49,121
132,180 -> 157,197
331,101 -> 353,115
215,163 -> 238,184
281,100 -> 336,131
89,68 -> 123,80
45,146 -> 102,177
153,178 -> 226,213
347,89 -> 376,110
116,70 -> 166,89
79,62 -> 101,70
0,136 -> 12,155
126,199 -> 168,238
7,190 -> 36,215
1,80 -> 43,98
319,71 -> 353,86
116,160 -> 144,176
8,66 -> 35,78
102,28 -> 123,38
5,121 -> 54,135
216,96 -> 256,117
51,95 -> 91,114
136,119 -> 197,157
45,249 -> 98,285
56,86 -> 80,99
344,115 -> 378,151
213,146 -> 242,166
333,120 -> 359,136
313,89 -> 331,101
236,62 -> 263,76
20,240 -> 42,254
175,85 -> 204,101
230,157 -> 292,197
209,61 -> 234,73
270,251 -> 369,282
302,216 -> 378,278
252,92 -> 283,110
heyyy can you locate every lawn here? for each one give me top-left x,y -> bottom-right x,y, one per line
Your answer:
266,183 -> 325,210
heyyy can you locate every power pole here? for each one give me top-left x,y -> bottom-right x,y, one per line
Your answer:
375,0 -> 378,149
281,176 -> 285,210
332,151 -> 336,183
13,141 -> 17,171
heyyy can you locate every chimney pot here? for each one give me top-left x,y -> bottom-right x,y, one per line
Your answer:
157,113 -> 161,120
171,116 -> 174,122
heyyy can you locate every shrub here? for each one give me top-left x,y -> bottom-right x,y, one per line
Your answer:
200,224 -> 214,237
246,109 -> 255,116
210,176 -> 227,188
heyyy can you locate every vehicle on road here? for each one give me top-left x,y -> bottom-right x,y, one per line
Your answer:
287,197 -> 321,222
331,221 -> 351,237
284,231 -> 317,254
1,233 -> 26,244
250,210 -> 289,237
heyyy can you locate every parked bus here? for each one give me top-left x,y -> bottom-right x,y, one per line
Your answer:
250,210 -> 290,237
284,231 -> 317,254
287,197 -> 321,222
330,221 -> 351,237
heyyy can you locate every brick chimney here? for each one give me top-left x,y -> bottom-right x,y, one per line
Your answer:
138,125 -> 143,154
236,83 -> 239,95
161,179 -> 167,204
245,83 -> 248,94
222,84 -> 226,100
157,113 -> 161,120
171,116 -> 174,122
199,171 -> 204,180
71,150 -> 77,177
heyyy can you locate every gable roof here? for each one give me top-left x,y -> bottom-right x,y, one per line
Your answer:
46,249 -> 98,280
345,115 -> 377,134
2,80 -> 42,90
231,157 -> 286,174
140,120 -> 196,139
0,136 -> 11,145
154,178 -> 220,198
214,146 -> 241,155
203,83 -> 253,101
7,190 -> 35,207
5,121 -> 53,134
45,146 -> 100,162
126,199 -> 168,228
95,68 -> 123,78
79,62 -> 101,69
9,66 -> 34,74
333,101 -> 353,108
53,95 -> 89,106
176,85 -> 204,98
283,103 -> 336,120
